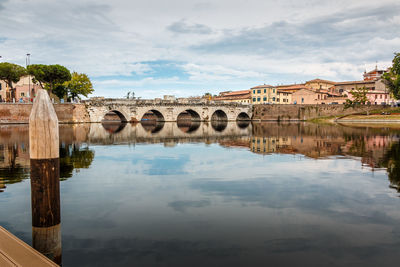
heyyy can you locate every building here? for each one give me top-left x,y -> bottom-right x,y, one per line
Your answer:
276,90 -> 293,104
276,84 -> 307,93
0,75 -> 42,102
163,95 -> 176,101
213,90 -> 251,104
292,88 -> 328,104
363,67 -> 387,81
347,90 -> 393,105
0,80 -> 6,102
335,78 -> 393,105
248,66 -> 393,105
305,79 -> 336,91
251,85 -> 278,104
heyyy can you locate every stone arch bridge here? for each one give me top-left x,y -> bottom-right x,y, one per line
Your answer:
84,99 -> 252,122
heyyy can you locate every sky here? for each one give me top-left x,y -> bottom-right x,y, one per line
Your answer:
0,0 -> 399,98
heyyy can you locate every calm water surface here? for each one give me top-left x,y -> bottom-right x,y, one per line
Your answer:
1,121 -> 400,266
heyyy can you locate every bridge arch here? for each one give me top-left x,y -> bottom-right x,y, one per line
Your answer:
211,110 -> 228,121
141,109 -> 165,122
236,112 -> 251,121
102,110 -> 128,122
177,109 -> 201,121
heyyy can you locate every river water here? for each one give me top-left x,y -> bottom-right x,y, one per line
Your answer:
1,121 -> 400,266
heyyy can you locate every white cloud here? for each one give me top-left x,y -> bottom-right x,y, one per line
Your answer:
0,0 -> 399,98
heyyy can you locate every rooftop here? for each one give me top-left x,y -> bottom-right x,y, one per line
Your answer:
220,90 -> 250,96
251,84 -> 274,89
335,80 -> 375,85
306,78 -> 336,84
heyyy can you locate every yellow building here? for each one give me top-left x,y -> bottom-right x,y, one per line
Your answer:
251,85 -> 278,104
277,90 -> 293,104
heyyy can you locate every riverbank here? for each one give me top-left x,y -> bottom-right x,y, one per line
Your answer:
335,107 -> 400,123
252,104 -> 398,121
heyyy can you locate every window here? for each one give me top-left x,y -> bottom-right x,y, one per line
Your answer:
263,97 -> 267,101
301,98 -> 304,103
20,92 -> 25,97
257,97 -> 261,102
264,89 -> 266,93
253,97 -> 256,102
0,83 -> 2,90
257,90 -> 261,94
375,94 -> 377,99
273,89 -> 275,93
253,90 -> 255,94
273,97 -> 276,101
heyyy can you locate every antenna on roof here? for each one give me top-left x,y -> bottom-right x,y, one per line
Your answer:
375,61 -> 378,70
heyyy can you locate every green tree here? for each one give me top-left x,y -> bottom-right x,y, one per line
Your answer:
64,72 -> 94,100
382,52 -> 400,100
27,64 -> 71,94
53,83 -> 68,100
0,62 -> 26,101
350,86 -> 368,104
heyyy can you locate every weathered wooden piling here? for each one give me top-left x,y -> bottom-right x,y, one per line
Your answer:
29,89 -> 62,265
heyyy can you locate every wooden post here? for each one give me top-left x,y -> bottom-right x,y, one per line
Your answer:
29,89 -> 62,265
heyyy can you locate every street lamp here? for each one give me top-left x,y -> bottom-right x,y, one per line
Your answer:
26,53 -> 30,66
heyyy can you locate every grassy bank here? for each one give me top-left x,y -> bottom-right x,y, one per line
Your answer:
307,116 -> 337,124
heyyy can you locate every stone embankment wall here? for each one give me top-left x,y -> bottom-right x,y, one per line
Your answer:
252,104 -> 396,121
0,104 -> 90,123
0,103 -> 396,123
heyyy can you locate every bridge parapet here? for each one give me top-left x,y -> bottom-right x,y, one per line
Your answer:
83,98 -> 251,108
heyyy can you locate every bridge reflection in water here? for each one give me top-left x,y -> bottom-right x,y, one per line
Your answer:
92,121 -> 251,145
1,122 -> 400,193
